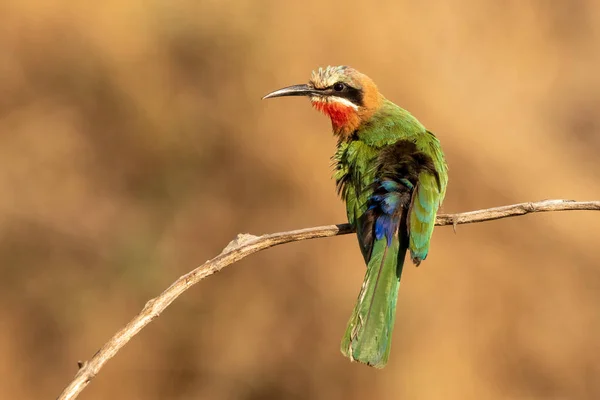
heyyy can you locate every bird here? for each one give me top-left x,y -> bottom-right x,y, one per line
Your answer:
262,66 -> 448,368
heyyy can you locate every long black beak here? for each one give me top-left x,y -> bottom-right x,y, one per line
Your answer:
262,84 -> 319,100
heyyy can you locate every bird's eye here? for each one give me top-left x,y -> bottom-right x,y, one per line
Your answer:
333,82 -> 345,92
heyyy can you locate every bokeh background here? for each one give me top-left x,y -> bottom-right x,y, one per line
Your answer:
2,1 -> 600,399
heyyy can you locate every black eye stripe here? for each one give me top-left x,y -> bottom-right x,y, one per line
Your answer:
327,84 -> 364,107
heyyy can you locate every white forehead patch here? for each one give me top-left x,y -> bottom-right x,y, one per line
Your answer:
311,66 -> 349,88
311,95 -> 359,110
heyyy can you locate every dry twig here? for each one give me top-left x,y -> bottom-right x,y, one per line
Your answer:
57,199 -> 600,400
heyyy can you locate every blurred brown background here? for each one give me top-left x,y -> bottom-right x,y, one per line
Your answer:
1,0 -> 600,399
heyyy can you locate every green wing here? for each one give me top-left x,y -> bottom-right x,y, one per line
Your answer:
333,140 -> 379,262
409,131 -> 448,263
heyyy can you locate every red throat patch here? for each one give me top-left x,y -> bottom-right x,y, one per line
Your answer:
311,100 -> 357,130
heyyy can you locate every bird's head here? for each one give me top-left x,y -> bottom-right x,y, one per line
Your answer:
263,66 -> 383,138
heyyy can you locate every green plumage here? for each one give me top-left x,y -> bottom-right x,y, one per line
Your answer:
336,100 -> 448,368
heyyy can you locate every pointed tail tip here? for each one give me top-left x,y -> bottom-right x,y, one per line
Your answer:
340,344 -> 388,369
348,356 -> 387,369
363,359 -> 387,369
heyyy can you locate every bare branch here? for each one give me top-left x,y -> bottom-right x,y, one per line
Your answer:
435,199 -> 600,226
57,199 -> 600,400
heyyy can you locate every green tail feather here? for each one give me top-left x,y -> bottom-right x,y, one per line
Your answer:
340,235 -> 407,368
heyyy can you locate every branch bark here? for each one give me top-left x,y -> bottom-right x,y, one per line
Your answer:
57,199 -> 600,400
